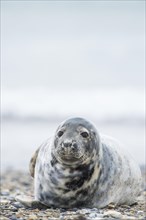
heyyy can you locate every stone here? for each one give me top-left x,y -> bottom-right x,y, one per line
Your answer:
107,203 -> 116,209
28,215 -> 38,220
13,202 -> 24,208
0,199 -> 10,205
103,210 -> 123,218
0,217 -> 9,220
0,190 -> 10,196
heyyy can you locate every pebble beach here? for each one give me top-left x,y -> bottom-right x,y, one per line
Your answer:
0,168 -> 145,220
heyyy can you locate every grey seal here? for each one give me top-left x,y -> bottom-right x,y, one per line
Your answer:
18,117 -> 142,208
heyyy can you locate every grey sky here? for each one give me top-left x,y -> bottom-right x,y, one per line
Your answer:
1,1 -> 145,89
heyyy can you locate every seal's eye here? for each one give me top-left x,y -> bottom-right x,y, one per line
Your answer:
57,130 -> 64,137
81,131 -> 89,138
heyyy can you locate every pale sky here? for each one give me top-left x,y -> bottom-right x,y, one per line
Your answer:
1,1 -> 145,89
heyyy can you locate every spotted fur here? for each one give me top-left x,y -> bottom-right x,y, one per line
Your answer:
30,117 -> 142,208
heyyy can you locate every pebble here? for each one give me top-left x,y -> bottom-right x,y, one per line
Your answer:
45,211 -> 60,218
15,211 -> 24,218
124,216 -> 137,220
120,204 -> 130,208
107,203 -> 116,209
137,211 -> 144,215
103,210 -> 123,218
0,199 -> 10,205
89,212 -> 104,218
13,202 -> 24,208
0,217 -> 9,220
28,215 -> 38,220
9,205 -> 18,211
0,190 -> 10,196
9,196 -> 16,202
10,216 -> 19,220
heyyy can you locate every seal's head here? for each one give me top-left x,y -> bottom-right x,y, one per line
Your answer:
53,117 -> 100,166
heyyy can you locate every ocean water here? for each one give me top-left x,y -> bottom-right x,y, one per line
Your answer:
1,87 -> 145,170
2,87 -> 144,121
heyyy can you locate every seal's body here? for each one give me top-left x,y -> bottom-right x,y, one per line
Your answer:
31,117 -> 142,208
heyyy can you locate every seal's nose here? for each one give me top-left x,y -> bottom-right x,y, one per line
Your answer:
62,140 -> 78,151
63,141 -> 72,148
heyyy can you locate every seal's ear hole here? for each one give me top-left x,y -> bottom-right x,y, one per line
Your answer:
80,131 -> 89,138
57,130 -> 64,137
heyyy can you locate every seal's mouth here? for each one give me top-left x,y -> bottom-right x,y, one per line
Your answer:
53,149 -> 86,165
58,149 -> 83,161
59,152 -> 82,160
57,155 -> 84,166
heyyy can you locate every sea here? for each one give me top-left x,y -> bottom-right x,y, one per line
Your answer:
1,87 -> 145,171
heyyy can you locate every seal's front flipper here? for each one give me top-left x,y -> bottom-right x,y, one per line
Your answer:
15,195 -> 48,209
29,147 -> 41,178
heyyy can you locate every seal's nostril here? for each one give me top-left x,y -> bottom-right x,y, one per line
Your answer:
63,142 -> 72,148
72,143 -> 78,150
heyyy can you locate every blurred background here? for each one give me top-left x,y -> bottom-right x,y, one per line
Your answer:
1,1 -> 145,170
